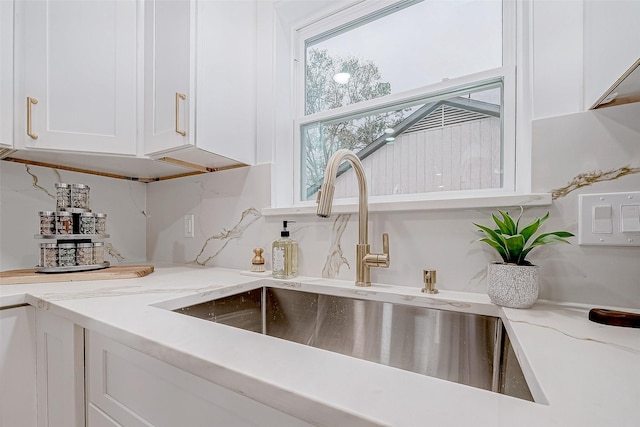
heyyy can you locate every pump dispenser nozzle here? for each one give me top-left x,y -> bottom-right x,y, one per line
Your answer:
281,220 -> 295,237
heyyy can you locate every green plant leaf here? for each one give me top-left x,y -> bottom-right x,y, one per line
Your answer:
530,231 -> 575,246
514,206 -> 524,233
474,223 -> 509,257
520,231 -> 574,261
491,214 -> 511,235
503,234 -> 525,262
519,218 -> 541,245
539,211 -> 550,225
479,238 -> 508,262
498,209 -> 517,235
474,223 -> 505,244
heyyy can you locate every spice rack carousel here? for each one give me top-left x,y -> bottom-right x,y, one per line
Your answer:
35,183 -> 110,273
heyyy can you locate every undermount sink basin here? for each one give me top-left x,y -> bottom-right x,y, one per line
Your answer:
173,285 -> 533,401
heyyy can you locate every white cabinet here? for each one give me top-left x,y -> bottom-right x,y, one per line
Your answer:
86,331 -> 310,427
36,309 -> 85,427
0,306 -> 37,427
583,0 -> 640,109
144,0 -> 257,169
143,0 -> 192,155
0,0 -> 14,149
17,0 -> 138,155
87,404 -> 122,427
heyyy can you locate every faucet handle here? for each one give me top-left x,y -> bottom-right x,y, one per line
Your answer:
375,233 -> 390,267
363,233 -> 390,268
422,269 -> 438,294
382,233 -> 389,257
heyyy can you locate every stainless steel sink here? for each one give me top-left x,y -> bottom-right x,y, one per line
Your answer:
173,286 -> 533,401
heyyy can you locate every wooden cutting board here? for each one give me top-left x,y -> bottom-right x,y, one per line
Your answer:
589,308 -> 640,328
0,265 -> 154,285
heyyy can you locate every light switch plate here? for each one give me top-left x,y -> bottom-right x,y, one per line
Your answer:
184,214 -> 195,238
579,192 -> 640,246
591,205 -> 612,234
620,204 -> 640,232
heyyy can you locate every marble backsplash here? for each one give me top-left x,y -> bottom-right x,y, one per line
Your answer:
0,161 -> 147,270
144,158 -> 639,309
2,104 -> 639,309
146,104 -> 640,309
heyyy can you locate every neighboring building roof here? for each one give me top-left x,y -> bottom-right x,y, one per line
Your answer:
355,97 -> 499,161
306,97 -> 500,198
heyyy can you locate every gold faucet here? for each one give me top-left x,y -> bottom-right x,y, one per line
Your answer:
316,149 -> 390,287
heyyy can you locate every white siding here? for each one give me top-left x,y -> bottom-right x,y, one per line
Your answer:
331,117 -> 501,198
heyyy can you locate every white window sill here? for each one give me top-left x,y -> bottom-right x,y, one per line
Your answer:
262,193 -> 552,217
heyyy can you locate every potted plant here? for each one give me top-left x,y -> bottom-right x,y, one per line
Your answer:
474,208 -> 574,308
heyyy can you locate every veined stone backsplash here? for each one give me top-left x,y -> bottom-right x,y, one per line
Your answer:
144,159 -> 639,309
0,161 -> 147,270
2,104 -> 639,309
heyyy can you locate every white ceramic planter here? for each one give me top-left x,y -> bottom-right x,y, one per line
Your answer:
487,263 -> 539,309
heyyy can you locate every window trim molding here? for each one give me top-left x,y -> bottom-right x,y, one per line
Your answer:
297,69 -> 509,127
270,0 -> 533,212
262,192 -> 552,217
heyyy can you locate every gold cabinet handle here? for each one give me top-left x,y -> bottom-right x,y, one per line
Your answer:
27,97 -> 39,140
175,93 -> 187,136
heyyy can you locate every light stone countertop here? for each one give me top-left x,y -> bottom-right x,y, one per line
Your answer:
1,264 -> 639,426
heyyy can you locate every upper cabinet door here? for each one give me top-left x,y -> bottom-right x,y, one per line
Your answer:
584,0 -> 640,109
22,0 -> 137,155
144,0 -> 192,155
195,0 -> 256,166
143,0 -> 256,167
0,0 -> 14,149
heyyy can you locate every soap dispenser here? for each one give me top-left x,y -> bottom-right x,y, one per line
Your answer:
272,221 -> 298,279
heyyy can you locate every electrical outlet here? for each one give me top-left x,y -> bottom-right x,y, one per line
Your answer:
184,214 -> 195,238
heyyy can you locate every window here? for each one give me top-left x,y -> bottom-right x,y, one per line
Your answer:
290,0 -> 517,207
304,0 -> 502,115
302,83 -> 503,201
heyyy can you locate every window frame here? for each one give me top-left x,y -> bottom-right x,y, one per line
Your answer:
265,0 -> 550,214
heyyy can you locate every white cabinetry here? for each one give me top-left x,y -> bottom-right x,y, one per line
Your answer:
0,306 -> 37,427
584,0 -> 640,109
143,0 -> 191,155
36,309 -> 85,427
86,331 -> 310,427
144,0 -> 257,169
17,0 -> 138,155
0,0 -> 14,149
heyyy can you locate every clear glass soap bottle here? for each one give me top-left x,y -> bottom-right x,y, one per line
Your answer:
272,221 -> 298,279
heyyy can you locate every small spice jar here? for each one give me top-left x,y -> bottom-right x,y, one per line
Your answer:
39,211 -> 56,235
39,243 -> 58,268
71,183 -> 90,210
58,243 -> 77,267
94,213 -> 107,235
76,243 -> 93,266
92,242 -> 105,264
55,183 -> 71,210
79,212 -> 96,234
56,211 -> 74,235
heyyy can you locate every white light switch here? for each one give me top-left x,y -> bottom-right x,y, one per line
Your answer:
592,205 -> 612,233
579,192 -> 640,246
184,214 -> 195,238
620,204 -> 640,233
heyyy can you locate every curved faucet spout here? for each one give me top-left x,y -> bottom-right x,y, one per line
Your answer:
316,149 -> 368,245
316,149 -> 389,287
